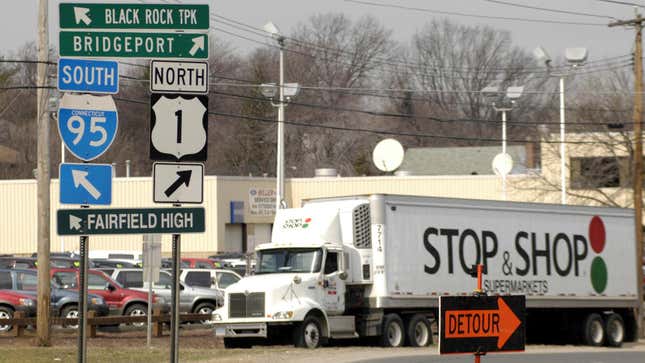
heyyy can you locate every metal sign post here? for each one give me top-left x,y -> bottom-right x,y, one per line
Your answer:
77,212 -> 89,363
170,231 -> 181,363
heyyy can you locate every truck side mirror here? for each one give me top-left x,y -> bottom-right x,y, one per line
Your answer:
339,271 -> 348,280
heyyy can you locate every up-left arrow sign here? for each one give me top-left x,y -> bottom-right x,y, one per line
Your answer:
74,7 -> 91,25
60,163 -> 112,205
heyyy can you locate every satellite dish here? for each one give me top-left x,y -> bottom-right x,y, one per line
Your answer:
492,153 -> 514,176
372,139 -> 404,172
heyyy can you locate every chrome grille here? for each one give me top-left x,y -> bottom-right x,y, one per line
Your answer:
229,292 -> 265,318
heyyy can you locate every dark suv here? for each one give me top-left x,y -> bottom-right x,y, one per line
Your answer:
0,269 -> 108,324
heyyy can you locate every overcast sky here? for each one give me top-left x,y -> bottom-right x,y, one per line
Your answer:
0,0 -> 641,61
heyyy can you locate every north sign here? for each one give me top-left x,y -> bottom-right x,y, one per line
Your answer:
59,3 -> 209,30
153,162 -> 204,204
57,207 -> 205,236
60,163 -> 112,205
58,93 -> 118,161
58,58 -> 119,94
59,32 -> 208,59
150,60 -> 208,94
439,295 -> 525,354
150,94 -> 208,161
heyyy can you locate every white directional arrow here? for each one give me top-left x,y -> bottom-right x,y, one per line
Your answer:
72,169 -> 101,200
74,7 -> 92,25
69,215 -> 82,230
189,36 -> 205,56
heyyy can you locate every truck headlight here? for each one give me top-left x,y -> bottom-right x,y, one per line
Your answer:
19,298 -> 35,307
212,313 -> 222,322
272,311 -> 294,320
90,297 -> 104,305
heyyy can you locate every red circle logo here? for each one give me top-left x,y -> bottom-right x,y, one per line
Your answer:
589,216 -> 606,253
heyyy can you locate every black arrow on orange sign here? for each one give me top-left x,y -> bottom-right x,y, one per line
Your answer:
445,297 -> 521,349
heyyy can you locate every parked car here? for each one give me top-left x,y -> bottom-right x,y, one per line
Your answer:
0,257 -> 37,269
181,258 -> 218,269
0,269 -> 108,327
91,259 -> 141,275
0,290 -> 36,332
110,268 -> 222,323
87,250 -> 142,265
179,269 -> 241,292
50,268 -> 166,320
0,256 -> 82,269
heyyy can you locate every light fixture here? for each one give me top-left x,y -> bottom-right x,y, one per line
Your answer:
506,86 -> 524,100
283,83 -> 300,98
260,83 -> 277,99
565,48 -> 588,65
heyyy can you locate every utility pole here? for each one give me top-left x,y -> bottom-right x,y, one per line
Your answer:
36,0 -> 51,346
609,14 -> 644,338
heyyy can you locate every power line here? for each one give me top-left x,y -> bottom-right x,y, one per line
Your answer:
213,13 -> 628,75
596,0 -> 645,8
112,96 -> 635,145
483,0 -> 617,20
344,0 -> 608,26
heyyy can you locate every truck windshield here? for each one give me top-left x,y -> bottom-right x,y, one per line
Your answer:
255,248 -> 322,274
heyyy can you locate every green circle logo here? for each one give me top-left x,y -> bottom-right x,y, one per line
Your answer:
590,257 -> 608,294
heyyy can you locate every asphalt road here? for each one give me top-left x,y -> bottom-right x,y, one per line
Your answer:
354,351 -> 645,363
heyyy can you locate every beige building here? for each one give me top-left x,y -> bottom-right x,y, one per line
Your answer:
0,132 -> 638,256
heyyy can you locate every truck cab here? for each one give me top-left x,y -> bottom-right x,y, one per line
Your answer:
213,204 -> 365,348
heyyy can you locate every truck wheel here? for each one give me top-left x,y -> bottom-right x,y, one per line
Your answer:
61,305 -> 79,329
406,314 -> 432,347
604,313 -> 624,347
582,313 -> 605,346
380,313 -> 405,347
223,338 -> 253,349
294,315 -> 323,348
0,306 -> 14,332
124,304 -> 147,327
194,302 -> 216,325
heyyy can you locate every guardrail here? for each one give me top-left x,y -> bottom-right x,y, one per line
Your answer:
0,309 -> 212,338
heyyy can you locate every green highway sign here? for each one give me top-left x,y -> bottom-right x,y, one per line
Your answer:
57,207 -> 205,235
59,32 -> 208,59
59,3 -> 209,30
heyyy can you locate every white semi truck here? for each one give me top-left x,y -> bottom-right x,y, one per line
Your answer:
213,195 -> 640,348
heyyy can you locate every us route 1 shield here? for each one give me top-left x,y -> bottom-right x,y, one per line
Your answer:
58,93 -> 118,161
60,163 -> 112,205
150,94 -> 207,161
153,162 -> 203,204
57,207 -> 205,235
58,58 -> 119,94
439,295 -> 525,354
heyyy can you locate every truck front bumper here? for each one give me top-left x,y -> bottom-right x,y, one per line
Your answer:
214,322 -> 268,338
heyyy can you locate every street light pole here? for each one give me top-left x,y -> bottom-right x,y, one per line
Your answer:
276,38 -> 285,211
559,76 -> 566,205
502,110 -> 507,200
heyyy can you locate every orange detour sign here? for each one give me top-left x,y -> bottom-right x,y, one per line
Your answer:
439,295 -> 525,354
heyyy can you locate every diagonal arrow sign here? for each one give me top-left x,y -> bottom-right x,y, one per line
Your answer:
72,169 -> 101,200
164,170 -> 192,197
74,7 -> 92,25
189,36 -> 205,56
445,297 -> 521,349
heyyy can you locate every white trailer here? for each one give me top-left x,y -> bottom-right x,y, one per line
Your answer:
213,195 -> 639,348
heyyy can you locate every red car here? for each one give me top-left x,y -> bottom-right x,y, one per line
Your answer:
181,258 -> 217,269
0,290 -> 37,332
50,268 -> 166,318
